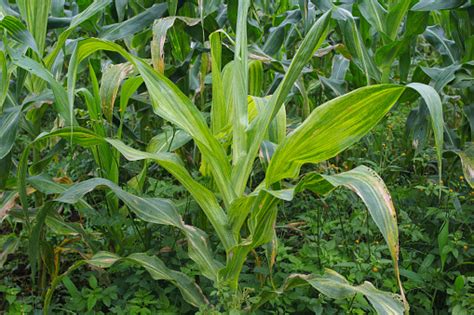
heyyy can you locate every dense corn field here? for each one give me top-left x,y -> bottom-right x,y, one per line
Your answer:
0,0 -> 473,314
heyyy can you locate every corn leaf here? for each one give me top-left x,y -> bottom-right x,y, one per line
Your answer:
255,269 -> 404,314
265,85 -> 405,185
67,39 -> 235,206
407,83 -> 444,180
57,178 -> 222,281
100,3 -> 167,41
105,138 -> 236,250
85,251 -> 208,307
0,106 -> 20,159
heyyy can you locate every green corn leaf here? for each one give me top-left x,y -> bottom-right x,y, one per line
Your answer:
118,76 -> 143,138
67,38 -> 235,206
0,51 -> 10,113
16,0 -> 51,56
334,7 -> 381,83
255,269 -> 404,314
265,85 -> 405,185
16,126 -> 106,233
57,178 -> 222,280
234,10 -> 331,196
359,0 -> 387,36
411,0 -> 466,11
100,3 -> 168,41
0,106 -> 21,159
407,83 -> 444,181
0,15 -> 38,52
210,31 -> 228,135
385,0 -> 411,40
105,138 -> 236,251
9,52 -> 75,125
248,96 -> 286,144
28,201 -> 54,281
44,0 -> 112,68
231,0 -> 250,182
0,234 -> 19,268
248,60 -> 264,97
147,128 -> 192,153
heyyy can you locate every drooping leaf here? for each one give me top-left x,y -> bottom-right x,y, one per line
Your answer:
105,138 -> 236,250
423,25 -> 459,64
9,52 -> 75,125
455,143 -> 474,188
57,178 -> 222,280
407,83 -> 444,180
255,269 -> 405,314
151,17 -> 200,73
99,62 -> 134,122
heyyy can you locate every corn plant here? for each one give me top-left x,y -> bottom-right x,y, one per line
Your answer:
0,0 -> 454,314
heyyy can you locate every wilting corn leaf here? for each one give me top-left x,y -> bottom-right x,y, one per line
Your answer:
423,25 -> 458,64
128,253 -> 208,307
455,143 -> 474,188
255,269 -> 404,314
57,178 -> 222,280
265,85 -> 405,185
151,17 -> 200,73
99,63 -> 134,122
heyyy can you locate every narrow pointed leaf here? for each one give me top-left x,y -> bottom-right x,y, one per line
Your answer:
266,85 -> 405,185
57,178 -> 222,280
407,83 -> 444,180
